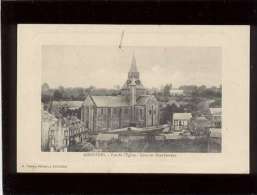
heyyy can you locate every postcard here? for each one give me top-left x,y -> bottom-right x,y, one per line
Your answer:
17,25 -> 249,173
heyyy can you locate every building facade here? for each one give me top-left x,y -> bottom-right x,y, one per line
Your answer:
43,114 -> 88,152
205,107 -> 222,128
172,113 -> 192,131
41,109 -> 58,151
81,54 -> 160,131
169,89 -> 185,96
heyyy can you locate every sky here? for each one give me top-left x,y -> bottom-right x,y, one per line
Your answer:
42,45 -> 222,89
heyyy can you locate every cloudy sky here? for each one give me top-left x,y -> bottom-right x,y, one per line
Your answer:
42,45 -> 221,89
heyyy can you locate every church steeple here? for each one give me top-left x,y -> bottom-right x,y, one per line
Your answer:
121,53 -> 146,97
129,53 -> 138,72
128,53 -> 139,79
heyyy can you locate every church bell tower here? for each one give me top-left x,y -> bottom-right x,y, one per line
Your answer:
121,53 -> 146,98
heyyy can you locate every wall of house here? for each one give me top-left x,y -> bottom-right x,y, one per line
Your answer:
41,111 -> 58,152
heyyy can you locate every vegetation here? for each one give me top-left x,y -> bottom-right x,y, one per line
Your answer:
42,83 -> 120,103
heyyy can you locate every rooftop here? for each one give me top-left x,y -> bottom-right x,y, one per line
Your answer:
91,96 -> 129,107
173,113 -> 192,120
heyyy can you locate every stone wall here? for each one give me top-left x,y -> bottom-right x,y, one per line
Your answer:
95,106 -> 132,131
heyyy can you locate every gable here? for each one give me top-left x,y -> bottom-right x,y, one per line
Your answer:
136,95 -> 158,105
83,95 -> 95,106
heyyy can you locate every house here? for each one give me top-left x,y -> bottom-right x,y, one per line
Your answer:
46,115 -> 88,152
206,107 -> 222,128
210,128 -> 221,138
169,89 -> 184,96
189,116 -> 211,135
41,110 -> 58,151
172,113 -> 192,131
47,118 -> 69,152
209,128 -> 222,145
81,54 -> 160,131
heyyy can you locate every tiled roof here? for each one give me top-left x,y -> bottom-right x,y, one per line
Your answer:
173,113 -> 192,120
91,96 -> 130,107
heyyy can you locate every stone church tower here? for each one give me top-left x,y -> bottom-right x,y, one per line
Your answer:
81,53 -> 159,131
121,54 -> 146,99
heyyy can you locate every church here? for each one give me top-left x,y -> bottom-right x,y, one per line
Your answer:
81,54 -> 160,131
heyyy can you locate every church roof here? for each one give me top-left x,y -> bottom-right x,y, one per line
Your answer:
91,96 -> 129,107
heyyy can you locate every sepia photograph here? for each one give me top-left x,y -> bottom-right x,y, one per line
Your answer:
41,45 -> 222,153
3,1 -> 256,193
16,25 -> 249,173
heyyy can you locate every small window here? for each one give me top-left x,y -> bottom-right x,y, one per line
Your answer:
101,108 -> 104,115
64,130 -> 68,137
149,110 -> 152,115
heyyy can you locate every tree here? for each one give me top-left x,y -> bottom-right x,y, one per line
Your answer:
163,84 -> 172,97
53,89 -> 63,101
41,83 -> 52,103
42,83 -> 50,92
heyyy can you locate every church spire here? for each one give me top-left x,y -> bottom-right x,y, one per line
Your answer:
129,52 -> 138,73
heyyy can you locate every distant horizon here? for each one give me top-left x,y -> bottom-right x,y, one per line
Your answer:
42,83 -> 222,90
42,46 -> 222,89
